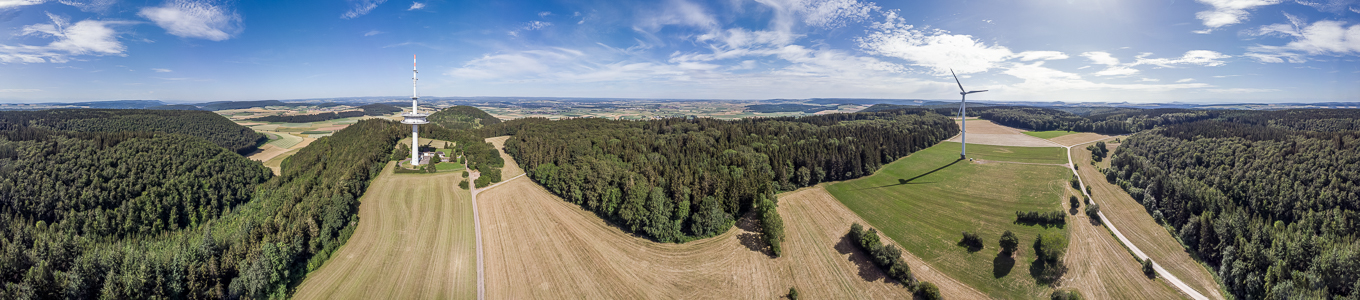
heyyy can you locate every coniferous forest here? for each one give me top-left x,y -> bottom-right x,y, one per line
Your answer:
0,109 -> 415,299
1106,109 -> 1360,298
500,109 -> 958,242
427,105 -> 503,130
0,109 -> 264,154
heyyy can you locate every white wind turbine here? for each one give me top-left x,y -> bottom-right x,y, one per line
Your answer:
951,69 -> 987,159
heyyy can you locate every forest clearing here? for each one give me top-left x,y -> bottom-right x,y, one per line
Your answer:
293,162 -> 477,299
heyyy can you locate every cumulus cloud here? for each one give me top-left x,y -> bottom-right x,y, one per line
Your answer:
1193,0 -> 1282,33
779,0 -> 879,29
1,12 -> 131,63
408,1 -> 424,10
139,0 -> 242,41
1247,19 -> 1360,63
342,0 -> 386,19
858,11 -> 1014,74
1002,61 -> 1210,95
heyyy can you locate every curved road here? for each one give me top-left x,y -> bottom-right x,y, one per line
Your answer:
1062,140 -> 1210,300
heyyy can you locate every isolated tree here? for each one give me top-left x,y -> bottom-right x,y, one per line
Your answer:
1000,230 -> 1019,254
1142,258 -> 1156,278
915,281 -> 941,300
1069,196 -> 1080,210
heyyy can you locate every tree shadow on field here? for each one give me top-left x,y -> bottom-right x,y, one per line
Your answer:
1029,259 -> 1067,286
736,211 -> 775,257
834,233 -> 887,282
859,158 -> 962,190
993,251 -> 1015,278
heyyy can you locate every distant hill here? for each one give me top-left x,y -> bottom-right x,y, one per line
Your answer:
198,100 -> 289,111
745,104 -> 834,113
44,100 -> 167,109
429,105 -> 501,130
0,109 -> 264,154
147,104 -> 206,111
358,103 -> 402,115
862,103 -> 988,113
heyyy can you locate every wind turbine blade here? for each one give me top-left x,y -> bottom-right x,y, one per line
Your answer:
950,69 -> 965,92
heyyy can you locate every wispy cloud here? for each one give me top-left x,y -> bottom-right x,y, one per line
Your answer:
1081,50 -> 1229,76
0,12 -> 132,63
1178,78 -> 1196,82
1192,0 -> 1282,33
1207,88 -> 1280,93
139,0 -> 242,41
364,30 -> 384,36
1246,19 -> 1360,63
1002,61 -> 1211,95
508,21 -> 552,37
408,1 -> 424,11
1014,51 -> 1070,61
538,11 -> 552,17
0,0 -> 46,9
152,68 -> 172,72
1140,78 -> 1161,82
342,0 -> 386,19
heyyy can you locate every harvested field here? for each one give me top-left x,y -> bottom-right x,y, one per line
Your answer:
263,131 -> 305,149
947,119 -> 1061,147
1023,130 -> 1077,139
245,144 -> 286,164
478,177 -> 986,298
484,136 -> 523,179
1071,140 -> 1224,299
1060,181 -> 1186,299
294,162 -> 476,300
1048,133 -> 1113,147
826,142 -> 1069,298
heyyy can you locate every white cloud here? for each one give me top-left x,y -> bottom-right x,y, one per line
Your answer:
1077,65 -> 1091,70
1,12 -> 131,63
140,0 -> 242,41
57,0 -> 117,12
1081,50 -> 1229,76
0,0 -> 45,9
1193,0 -> 1282,33
858,11 -> 1014,74
1002,61 -> 1211,95
1140,78 -> 1161,82
775,0 -> 879,29
342,0 -> 386,19
1247,20 -> 1360,63
364,30 -> 384,36
1014,51 -> 1069,61
508,21 -> 552,37
408,1 -> 424,10
1294,0 -> 1360,13
1352,6 -> 1360,13
538,11 -> 552,17
152,68 -> 172,72
1177,78 -> 1196,82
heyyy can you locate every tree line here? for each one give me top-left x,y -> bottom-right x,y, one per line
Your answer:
245,103 -> 402,123
494,109 -> 958,242
0,109 -> 263,154
428,105 -> 503,130
0,113 -> 413,299
1105,109 -> 1360,298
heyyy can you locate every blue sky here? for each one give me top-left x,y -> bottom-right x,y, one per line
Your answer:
1,0 -> 1357,103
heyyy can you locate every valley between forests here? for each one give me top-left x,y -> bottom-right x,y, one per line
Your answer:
4,103 -> 1359,299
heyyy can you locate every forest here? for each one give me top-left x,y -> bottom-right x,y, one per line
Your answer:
498,109 -> 958,242
0,108 -> 414,299
0,109 -> 263,154
967,107 -> 1213,134
428,105 -> 503,130
1105,109 -> 1360,298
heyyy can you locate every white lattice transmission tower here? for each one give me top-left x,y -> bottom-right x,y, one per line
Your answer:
401,55 -> 429,166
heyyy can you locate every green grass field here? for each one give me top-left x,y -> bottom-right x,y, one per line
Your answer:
827,142 -> 1071,299
435,162 -> 463,171
1022,130 -> 1077,139
264,132 -> 304,149
945,142 -> 1068,164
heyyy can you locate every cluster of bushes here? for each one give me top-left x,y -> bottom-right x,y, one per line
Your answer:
1086,141 -> 1109,162
849,223 -> 943,299
1015,210 -> 1065,226
1069,196 -> 1081,210
1142,258 -> 1157,278
959,231 -> 984,249
1032,233 -> 1069,284
1085,204 -> 1101,222
758,196 -> 784,257
1050,289 -> 1084,300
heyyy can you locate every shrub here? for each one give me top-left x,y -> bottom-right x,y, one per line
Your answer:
847,223 -> 915,285
960,231 -> 983,249
1000,230 -> 1019,254
1051,289 -> 1084,300
1085,204 -> 1101,221
459,180 -> 469,190
1142,258 -> 1156,278
915,281 -> 941,300
1069,196 -> 1080,210
788,287 -> 798,300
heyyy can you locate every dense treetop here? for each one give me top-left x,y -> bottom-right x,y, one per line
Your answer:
1106,109 -> 1360,299
0,109 -> 263,154
428,105 -> 502,130
499,109 -> 957,242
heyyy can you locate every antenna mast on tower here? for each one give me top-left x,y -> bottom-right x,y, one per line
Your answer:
402,55 -> 429,166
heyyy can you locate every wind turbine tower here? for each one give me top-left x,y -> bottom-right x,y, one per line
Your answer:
402,55 -> 429,166
951,69 -> 987,159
